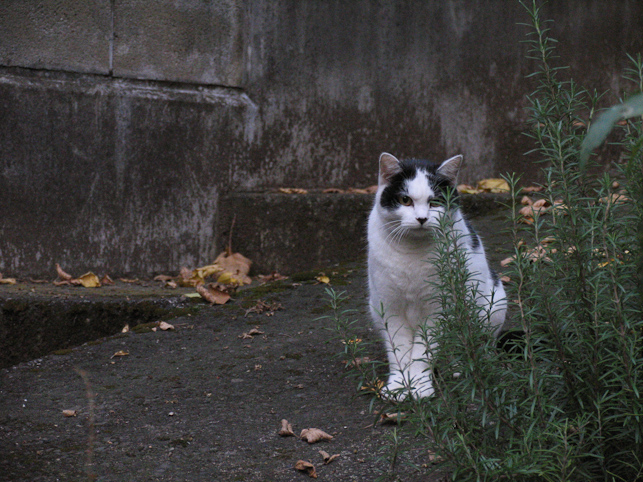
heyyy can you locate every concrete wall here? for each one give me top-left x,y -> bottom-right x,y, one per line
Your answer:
1,1 -> 642,277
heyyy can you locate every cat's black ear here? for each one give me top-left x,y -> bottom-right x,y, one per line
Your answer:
437,155 -> 463,183
379,152 -> 402,185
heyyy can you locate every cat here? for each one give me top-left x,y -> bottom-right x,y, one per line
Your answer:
367,152 -> 507,400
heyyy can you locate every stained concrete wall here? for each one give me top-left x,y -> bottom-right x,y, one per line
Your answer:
1,1 -> 642,277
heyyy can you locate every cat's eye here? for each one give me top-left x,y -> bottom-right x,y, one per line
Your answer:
398,195 -> 413,206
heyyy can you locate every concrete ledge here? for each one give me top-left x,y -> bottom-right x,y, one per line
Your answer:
218,191 -> 510,275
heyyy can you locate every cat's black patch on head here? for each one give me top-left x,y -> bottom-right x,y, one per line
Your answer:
380,158 -> 459,209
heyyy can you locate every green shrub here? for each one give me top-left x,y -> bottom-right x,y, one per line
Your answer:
331,1 -> 643,480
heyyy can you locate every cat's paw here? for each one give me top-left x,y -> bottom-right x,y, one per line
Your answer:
381,376 -> 434,401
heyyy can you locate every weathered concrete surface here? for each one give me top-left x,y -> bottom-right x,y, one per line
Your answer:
0,1 -> 112,74
113,0 -> 245,86
0,69 -> 255,278
1,1 -> 642,277
219,191 -> 508,275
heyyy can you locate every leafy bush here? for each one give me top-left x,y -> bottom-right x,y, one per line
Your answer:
331,1 -> 643,480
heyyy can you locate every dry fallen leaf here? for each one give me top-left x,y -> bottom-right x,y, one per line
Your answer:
379,412 -> 406,424
158,321 -> 175,331
600,193 -> 630,205
428,450 -> 444,464
0,274 -> 17,285
214,251 -> 253,286
62,409 -> 77,417
278,419 -> 295,437
196,283 -> 231,305
315,275 -> 330,284
300,428 -> 333,444
477,178 -> 510,193
319,450 -> 340,464
294,460 -> 317,478
121,324 -> 130,333
257,272 -> 288,284
522,185 -> 544,193
56,263 -> 73,281
76,272 -> 101,288
457,184 -> 483,194
323,187 -> 344,193
279,187 -> 308,194
239,327 -> 264,339
100,274 -> 115,286
111,350 -> 129,358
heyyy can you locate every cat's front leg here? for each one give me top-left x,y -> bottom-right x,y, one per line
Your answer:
381,325 -> 434,400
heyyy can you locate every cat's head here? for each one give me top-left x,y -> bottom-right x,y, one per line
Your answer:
374,152 -> 462,236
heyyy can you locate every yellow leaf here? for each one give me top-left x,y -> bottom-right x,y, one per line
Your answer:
457,184 -> 483,194
279,187 -> 308,194
77,272 -> 101,288
477,178 -> 509,193
111,350 -> 129,358
0,276 -> 17,285
193,264 -> 224,280
216,271 -> 251,287
316,275 -> 330,284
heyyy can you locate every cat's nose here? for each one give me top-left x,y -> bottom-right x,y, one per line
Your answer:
416,217 -> 427,225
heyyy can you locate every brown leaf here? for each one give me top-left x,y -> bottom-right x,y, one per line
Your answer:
62,409 -> 77,417
158,321 -> 175,331
347,187 -> 370,194
196,283 -> 231,305
379,412 -> 406,424
214,251 -> 252,277
111,350 -> 129,358
300,428 -> 333,444
0,274 -> 17,285
239,327 -> 264,339
100,274 -> 114,286
119,278 -> 140,284
56,263 -> 73,281
319,450 -> 340,464
428,450 -> 444,464
257,272 -> 288,284
279,187 -> 308,194
500,257 -> 514,267
154,274 -> 174,282
278,419 -> 295,437
323,188 -> 344,193
294,460 -> 317,478
520,195 -> 533,206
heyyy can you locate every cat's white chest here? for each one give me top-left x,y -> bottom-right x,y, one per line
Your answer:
367,217 -> 438,322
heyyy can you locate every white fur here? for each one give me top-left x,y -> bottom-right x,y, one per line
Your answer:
367,153 -> 506,400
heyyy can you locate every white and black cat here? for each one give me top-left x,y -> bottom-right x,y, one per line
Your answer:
367,152 -> 506,399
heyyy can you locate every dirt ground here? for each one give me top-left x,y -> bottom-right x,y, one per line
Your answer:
0,208 -> 510,482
